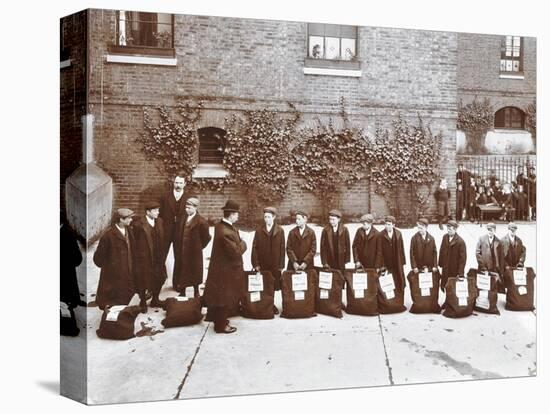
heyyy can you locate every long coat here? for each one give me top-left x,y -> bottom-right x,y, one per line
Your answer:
409,232 -> 438,270
320,224 -> 351,271
434,188 -> 451,217
60,223 -> 83,307
375,229 -> 406,290
173,213 -> 211,290
93,225 -> 136,309
286,226 -> 317,270
500,234 -> 526,268
438,234 -> 467,289
251,224 -> 286,289
476,234 -> 504,274
132,217 -> 167,295
159,190 -> 189,258
203,221 -> 247,307
352,226 -> 379,269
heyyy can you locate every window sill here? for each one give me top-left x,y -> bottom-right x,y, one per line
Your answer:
499,73 -> 524,80
60,59 -> 71,69
192,164 -> 229,179
303,67 -> 362,77
105,54 -> 177,66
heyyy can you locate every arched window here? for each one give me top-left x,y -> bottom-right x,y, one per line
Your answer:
198,127 -> 226,164
494,107 -> 525,129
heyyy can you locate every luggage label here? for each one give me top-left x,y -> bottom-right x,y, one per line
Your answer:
292,272 -> 308,291
106,305 -> 126,321
248,273 -> 264,292
318,271 -> 333,290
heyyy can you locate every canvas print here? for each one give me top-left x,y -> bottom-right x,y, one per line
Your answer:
60,8 -> 537,405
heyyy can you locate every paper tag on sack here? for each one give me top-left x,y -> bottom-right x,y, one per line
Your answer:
248,273 -> 264,292
458,297 -> 468,307
419,272 -> 433,289
385,289 -> 395,300
128,293 -> 141,306
250,291 -> 261,302
294,290 -> 305,301
420,288 -> 431,297
320,289 -> 329,299
60,302 -> 71,318
354,289 -> 365,299
352,272 -> 368,290
184,286 -> 195,298
513,269 -> 527,286
518,286 -> 528,295
476,273 -> 491,291
318,271 -> 333,290
106,305 -> 126,321
175,296 -> 189,302
478,289 -> 489,299
379,273 -> 395,292
476,296 -> 490,309
292,272 -> 308,291
456,279 -> 469,298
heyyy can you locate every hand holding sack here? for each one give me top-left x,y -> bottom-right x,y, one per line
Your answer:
442,276 -> 478,318
344,268 -> 379,316
281,269 -> 317,318
377,270 -> 406,314
467,268 -> 500,315
161,297 -> 203,328
504,267 -> 536,311
315,268 -> 345,318
407,269 -> 441,314
96,305 -> 141,340
241,270 -> 275,319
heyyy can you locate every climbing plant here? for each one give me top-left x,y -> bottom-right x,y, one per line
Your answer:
525,101 -> 536,138
457,97 -> 494,154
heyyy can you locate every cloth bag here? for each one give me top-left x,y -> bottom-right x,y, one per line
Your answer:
377,270 -> 407,314
442,276 -> 478,318
343,268 -> 379,316
314,268 -> 345,318
60,302 -> 80,337
467,268 -> 500,315
96,305 -> 141,340
241,270 -> 275,319
281,269 -> 316,318
504,267 -> 536,311
161,297 -> 203,328
407,269 -> 441,314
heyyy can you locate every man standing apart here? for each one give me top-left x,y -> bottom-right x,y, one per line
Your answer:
204,200 -> 247,334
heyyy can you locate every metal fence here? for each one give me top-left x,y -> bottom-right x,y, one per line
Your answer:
456,155 -> 536,185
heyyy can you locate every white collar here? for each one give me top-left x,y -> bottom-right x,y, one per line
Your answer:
187,212 -> 196,222
173,189 -> 183,200
332,225 -> 338,232
298,225 -> 306,234
146,216 -> 155,227
222,218 -> 233,226
266,223 -> 273,231
115,224 -> 126,236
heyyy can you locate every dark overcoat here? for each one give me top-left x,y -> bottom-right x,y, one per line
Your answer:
203,221 -> 247,307
320,224 -> 350,271
500,234 -> 526,268
93,225 -> 136,309
438,234 -> 467,289
158,190 -> 189,257
375,229 -> 406,290
132,217 -> 167,294
251,224 -> 285,289
352,226 -> 379,268
60,223 -> 83,306
409,232 -> 438,270
173,213 -> 211,290
286,226 -> 317,270
476,234 -> 504,274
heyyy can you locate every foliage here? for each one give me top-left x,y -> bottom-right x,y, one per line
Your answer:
525,101 -> 536,138
457,97 -> 494,131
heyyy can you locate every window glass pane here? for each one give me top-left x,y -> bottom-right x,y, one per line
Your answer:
505,60 -> 513,71
308,23 -> 326,36
505,36 -> 512,56
512,60 -> 520,71
324,24 -> 341,37
341,38 -> 356,60
309,36 -> 324,58
325,37 -> 340,59
500,59 -> 506,71
155,13 -> 172,48
340,25 -> 357,38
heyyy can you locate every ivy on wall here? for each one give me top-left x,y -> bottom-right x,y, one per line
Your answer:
525,101 -> 536,138
457,97 -> 494,154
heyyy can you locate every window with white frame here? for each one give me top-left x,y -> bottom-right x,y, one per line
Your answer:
308,23 -> 357,61
500,35 -> 523,73
116,11 -> 174,50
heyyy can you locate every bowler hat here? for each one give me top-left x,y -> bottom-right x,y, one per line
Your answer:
221,200 -> 240,212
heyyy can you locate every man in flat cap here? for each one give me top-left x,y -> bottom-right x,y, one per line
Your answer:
251,207 -> 285,313
93,208 -> 137,309
438,220 -> 467,290
174,197 -> 211,298
410,218 -> 438,274
132,201 -> 167,312
320,209 -> 350,273
500,222 -> 526,271
286,210 -> 317,271
353,214 -> 379,269
204,200 -> 247,334
434,178 -> 451,229
475,222 -> 504,276
375,215 -> 406,291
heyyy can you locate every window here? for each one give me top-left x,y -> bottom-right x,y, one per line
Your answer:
117,11 -> 173,48
308,23 -> 357,61
500,35 -> 523,73
198,127 -> 226,164
494,107 -> 525,129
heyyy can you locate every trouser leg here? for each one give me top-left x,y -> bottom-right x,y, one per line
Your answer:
210,306 -> 228,332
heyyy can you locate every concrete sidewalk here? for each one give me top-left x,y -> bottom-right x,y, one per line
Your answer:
62,222 -> 536,405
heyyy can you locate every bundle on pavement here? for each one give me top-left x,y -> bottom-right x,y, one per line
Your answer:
343,269 -> 379,316
161,297 -> 203,328
407,270 -> 441,314
467,268 -> 500,315
504,267 -> 536,311
96,305 -> 141,340
281,269 -> 317,318
314,268 -> 345,318
377,270 -> 407,314
60,302 -> 79,337
442,276 -> 478,318
240,270 -> 275,319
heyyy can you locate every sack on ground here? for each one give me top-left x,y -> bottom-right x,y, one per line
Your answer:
241,270 -> 275,319
161,297 -> 203,328
314,268 -> 344,318
442,276 -> 478,318
344,269 -> 379,316
504,267 -> 536,311
407,270 -> 441,314
377,271 -> 406,314
281,269 -> 316,319
96,305 -> 141,340
467,268 -> 500,315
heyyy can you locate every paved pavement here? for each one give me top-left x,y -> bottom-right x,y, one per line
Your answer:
61,222 -> 536,405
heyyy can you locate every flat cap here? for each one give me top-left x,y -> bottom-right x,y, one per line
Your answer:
117,208 -> 135,218
384,215 -> 396,224
295,209 -> 309,218
186,197 -> 200,207
508,222 -> 518,230
417,218 -> 429,227
328,209 -> 342,218
221,200 -> 240,212
144,200 -> 160,210
360,213 -> 374,223
486,222 -> 496,230
263,206 -> 278,215
446,220 -> 459,228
